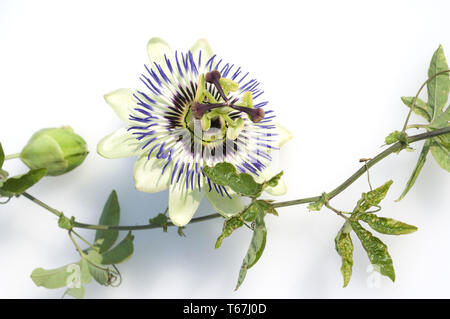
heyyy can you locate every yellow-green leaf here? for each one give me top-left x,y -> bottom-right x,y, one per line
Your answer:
101,231 -> 134,265
401,96 -> 432,122
335,223 -> 353,287
350,221 -> 395,282
215,215 -> 244,249
358,213 -> 418,235
427,45 -> 450,121
357,181 -> 393,212
396,140 -> 431,201
430,138 -> 450,172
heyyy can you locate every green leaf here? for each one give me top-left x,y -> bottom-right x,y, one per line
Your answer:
0,142 -> 4,169
203,163 -> 263,197
427,45 -> 450,122
358,213 -> 418,235
64,286 -> 85,299
242,200 -> 274,222
385,130 -> 408,145
149,213 -> 169,232
401,96 -> 432,122
215,215 -> 244,249
307,192 -> 328,211
235,211 -> 267,290
396,140 -> 431,201
94,191 -> 120,253
101,231 -> 134,265
350,221 -> 395,282
357,180 -> 393,212
0,168 -> 47,197
31,258 -> 90,289
86,250 -> 109,285
334,223 -> 353,287
265,171 -> 283,188
429,138 -> 450,171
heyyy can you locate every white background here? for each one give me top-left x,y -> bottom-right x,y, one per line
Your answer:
0,0 -> 449,299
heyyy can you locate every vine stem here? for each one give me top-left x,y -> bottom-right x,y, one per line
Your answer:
5,153 -> 20,160
21,126 -> 450,232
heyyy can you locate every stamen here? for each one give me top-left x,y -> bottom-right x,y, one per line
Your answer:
192,101 -> 226,119
205,70 -> 228,102
231,105 -> 265,123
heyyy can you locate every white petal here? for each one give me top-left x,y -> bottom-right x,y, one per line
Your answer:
168,179 -> 204,226
274,123 -> 293,148
204,187 -> 244,218
97,128 -> 142,159
253,166 -> 287,196
134,154 -> 172,193
146,37 -> 173,72
104,88 -> 138,123
190,39 -> 214,66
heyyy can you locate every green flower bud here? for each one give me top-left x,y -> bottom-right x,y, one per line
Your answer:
20,127 -> 88,176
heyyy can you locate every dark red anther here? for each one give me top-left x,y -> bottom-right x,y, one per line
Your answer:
232,106 -> 265,123
205,70 -> 228,102
192,101 -> 226,119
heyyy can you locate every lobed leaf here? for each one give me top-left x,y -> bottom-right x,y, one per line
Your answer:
401,96 -> 432,122
429,138 -> 450,172
396,140 -> 431,201
357,180 -> 393,212
203,163 -> 263,197
350,221 -> 395,282
235,211 -> 267,290
334,223 -> 353,287
427,45 -> 450,122
358,213 -> 418,235
94,191 -> 120,253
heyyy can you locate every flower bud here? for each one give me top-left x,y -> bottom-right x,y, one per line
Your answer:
20,127 -> 88,176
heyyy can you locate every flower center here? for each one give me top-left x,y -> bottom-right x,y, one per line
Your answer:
182,70 -> 265,145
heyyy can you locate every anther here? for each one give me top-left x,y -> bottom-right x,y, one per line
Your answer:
205,70 -> 228,102
192,101 -> 226,119
232,106 -> 265,123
